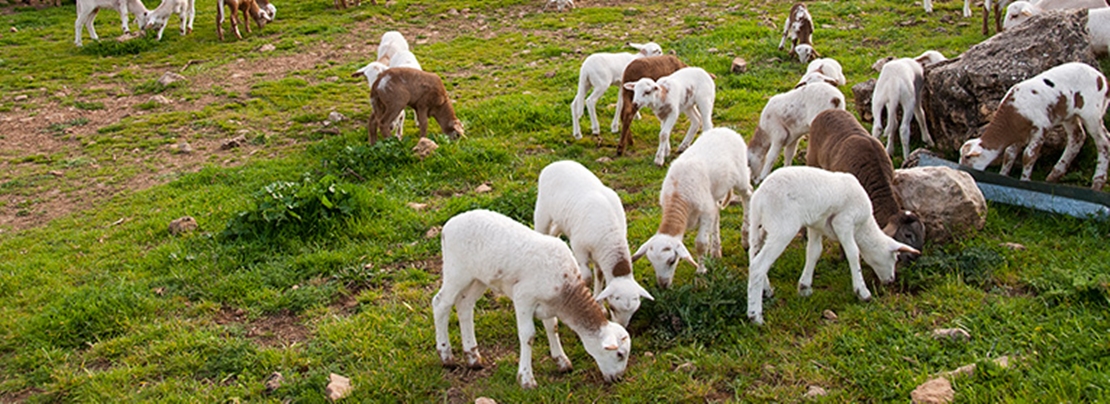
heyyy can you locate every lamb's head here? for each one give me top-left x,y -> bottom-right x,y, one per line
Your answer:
142,12 -> 166,32
1002,1 -> 1035,30
261,2 -> 277,21
883,210 -> 925,263
627,41 -> 663,57
861,236 -> 920,284
914,50 -> 947,67
622,78 -> 664,111
580,321 -> 631,383
443,119 -> 465,140
871,56 -> 895,72
352,62 -> 388,87
746,136 -> 769,185
959,138 -> 1001,171
595,277 -> 653,327
792,44 -> 819,64
632,234 -> 697,288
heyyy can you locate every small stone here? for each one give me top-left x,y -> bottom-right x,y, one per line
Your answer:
13,95 -> 28,102
675,362 -> 696,373
730,57 -> 747,74
325,76 -> 339,82
425,226 -> 442,239
447,8 -> 459,15
804,385 -> 828,398
178,141 -> 193,154
911,377 -> 954,404
1000,242 -> 1026,250
412,138 -> 438,159
221,135 -> 247,150
822,309 -> 838,320
544,70 -> 556,78
259,44 -> 277,52
168,216 -> 198,235
475,183 -> 492,193
706,47 -> 718,53
265,372 -> 284,393
327,111 -> 346,123
153,287 -> 165,296
291,284 -> 300,290
157,72 -> 186,86
407,202 -> 428,210
10,26 -> 17,33
474,398 -> 496,404
325,373 -> 352,401
150,95 -> 172,105
932,328 -> 971,342
48,170 -> 64,177
595,157 -> 612,163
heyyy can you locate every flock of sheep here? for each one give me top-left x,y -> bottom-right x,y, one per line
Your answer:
72,0 -> 276,45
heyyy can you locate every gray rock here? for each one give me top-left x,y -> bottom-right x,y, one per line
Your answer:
893,166 -> 987,244
157,72 -> 186,86
911,377 -> 954,404
731,57 -> 747,74
168,216 -> 198,235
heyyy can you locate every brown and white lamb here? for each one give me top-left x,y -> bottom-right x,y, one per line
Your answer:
617,55 -> 688,156
368,67 -> 464,145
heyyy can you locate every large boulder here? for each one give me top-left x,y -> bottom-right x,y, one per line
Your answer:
922,9 -> 1098,154
893,166 -> 987,244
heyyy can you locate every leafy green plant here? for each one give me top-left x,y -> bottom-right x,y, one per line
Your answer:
632,264 -> 747,345
221,174 -> 369,241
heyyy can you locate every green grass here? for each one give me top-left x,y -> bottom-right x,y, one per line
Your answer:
2,0 -> 1110,402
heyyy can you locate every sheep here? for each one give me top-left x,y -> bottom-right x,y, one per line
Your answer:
805,109 -> 926,258
747,81 -> 845,185
368,67 -> 464,144
571,42 -> 664,140
216,0 -> 273,41
870,51 -> 947,162
797,57 -> 846,87
545,0 -> 574,11
142,0 -> 196,40
959,62 -> 1110,190
924,0 -> 1012,34
633,127 -> 753,288
73,0 -> 151,46
433,209 -> 631,389
1002,0 -> 1106,29
617,55 -> 688,156
622,67 -> 716,166
778,3 -> 818,63
1091,8 -> 1110,56
353,48 -> 422,140
534,160 -> 654,327
376,31 -> 410,65
745,166 -> 921,325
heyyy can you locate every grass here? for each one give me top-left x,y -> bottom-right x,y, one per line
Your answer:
2,0 -> 1110,402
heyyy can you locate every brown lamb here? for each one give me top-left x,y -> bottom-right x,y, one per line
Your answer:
217,0 -> 271,41
806,109 -> 925,257
368,67 -> 464,145
617,55 -> 687,155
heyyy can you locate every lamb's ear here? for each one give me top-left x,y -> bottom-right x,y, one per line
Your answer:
966,144 -> 983,157
631,242 -> 649,262
595,285 -> 616,302
622,82 -> 637,91
1020,9 -> 1033,17
627,42 -> 645,50
890,241 -> 921,256
602,332 -> 620,351
676,244 -> 699,268
636,282 -> 654,301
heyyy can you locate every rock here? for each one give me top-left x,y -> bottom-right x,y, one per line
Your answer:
326,76 -> 339,82
265,372 -> 284,393
932,328 -> 971,342
871,56 -> 895,72
730,57 -> 747,74
475,183 -> 492,193
675,362 -> 696,373
157,72 -> 186,86
150,95 -> 172,105
49,170 -> 64,177
1000,242 -> 1026,250
425,226 -> 442,239
822,309 -> 838,321
221,135 -> 247,150
413,138 -> 438,159
943,355 -> 1014,378
259,44 -> 277,52
851,78 -> 876,123
474,398 -> 496,404
10,26 -> 17,33
407,202 -> 427,210
804,385 -> 828,398
168,216 -> 198,235
595,156 -> 612,163
116,31 -> 142,42
923,10 -> 1097,154
325,373 -> 352,401
178,141 -> 193,154
327,111 -> 346,123
544,70 -> 557,78
911,377 -> 954,404
13,94 -> 28,102
893,166 -> 987,244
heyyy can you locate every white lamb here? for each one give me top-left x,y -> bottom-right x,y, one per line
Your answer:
870,51 -> 947,161
143,0 -> 196,40
1002,0 -> 1106,29
73,0 -> 150,46
623,67 -> 716,166
434,209 -> 631,389
377,30 -> 409,64
747,81 -> 845,184
746,166 -> 920,325
959,62 -> 1110,190
571,42 -> 664,139
534,160 -> 653,327
924,0 -> 974,17
797,58 -> 846,87
633,127 -> 752,288
352,32 -> 420,140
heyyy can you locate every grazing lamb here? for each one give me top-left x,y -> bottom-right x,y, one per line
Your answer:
778,3 -> 818,63
633,127 -> 752,288
376,31 -> 410,65
959,62 -> 1110,190
73,0 -> 150,46
534,160 -> 654,327
806,109 -> 926,257
353,48 -> 422,140
925,0 -> 1012,34
143,0 -> 196,40
368,67 -> 464,144
1002,0 -> 1107,29
747,81 -> 845,184
797,58 -> 846,87
870,51 -> 947,161
545,0 -> 574,11
746,166 -> 920,325
1091,8 -> 1110,56
571,42 -> 664,139
623,67 -> 716,166
216,0 -> 273,41
617,55 -> 688,156
434,209 -> 631,389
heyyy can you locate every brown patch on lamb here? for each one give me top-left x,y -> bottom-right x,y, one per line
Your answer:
611,259 -> 632,277
551,280 -> 608,332
657,190 -> 691,236
1074,92 -> 1085,110
979,98 -> 1036,151
1046,94 -> 1069,123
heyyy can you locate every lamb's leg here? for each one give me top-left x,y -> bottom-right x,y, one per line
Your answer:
759,137 -> 785,182
513,303 -> 539,389
1000,144 -> 1021,176
415,108 -> 431,138
570,81 -> 588,139
617,89 -> 635,155
913,99 -> 935,148
675,105 -> 700,153
693,210 -> 721,274
455,281 -> 487,369
179,9 -> 188,36
1083,117 -> 1110,190
798,227 -> 822,297
241,8 -> 252,34
924,0 -> 933,12
883,102 -> 900,156
75,7 -> 90,46
118,3 -> 131,34
542,317 -> 573,372
217,2 -> 225,40
187,0 -> 196,33
1020,130 -> 1046,182
610,88 -> 624,134
747,232 -> 792,325
1047,119 -> 1085,183
898,101 -> 917,161
833,225 -> 871,301
735,184 -> 753,250
585,85 -> 607,137
654,113 -> 679,166
432,281 -> 467,366
231,8 -> 243,39
783,135 -> 801,167
390,111 -> 405,140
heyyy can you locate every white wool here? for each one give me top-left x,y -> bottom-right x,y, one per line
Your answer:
623,67 -> 717,166
73,0 -> 151,46
570,42 -> 663,139
748,81 -> 845,184
870,52 -> 944,161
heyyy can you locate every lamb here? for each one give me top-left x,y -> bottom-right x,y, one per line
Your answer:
617,55 -> 687,156
924,0 -> 1012,34
142,0 -> 196,40
745,166 -> 920,325
806,109 -> 926,257
434,209 -> 631,389
73,0 -> 151,46
870,51 -> 948,161
1091,8 -> 1110,56
747,81 -> 845,184
623,67 -> 716,166
376,31 -> 410,65
1002,0 -> 1107,29
367,67 -> 464,144
959,62 -> 1110,190
534,160 -> 654,327
778,3 -> 819,63
545,0 -> 574,11
633,127 -> 752,288
796,58 -> 846,87
216,0 -> 273,41
571,42 -> 664,140
353,47 -> 422,140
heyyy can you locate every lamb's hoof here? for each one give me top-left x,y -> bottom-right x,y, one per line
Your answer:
856,288 -> 872,302
518,373 -> 538,389
695,265 -> 708,274
798,284 -> 812,297
1045,172 -> 1064,183
555,356 -> 573,373
748,312 -> 765,326
464,349 -> 483,369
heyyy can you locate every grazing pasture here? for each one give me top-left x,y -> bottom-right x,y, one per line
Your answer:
1,0 -> 1109,401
